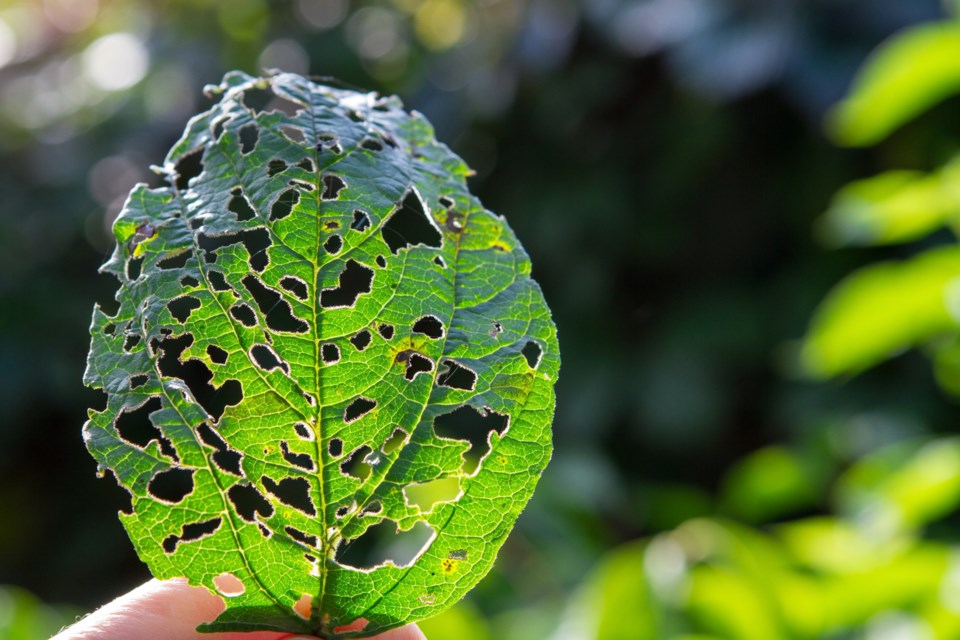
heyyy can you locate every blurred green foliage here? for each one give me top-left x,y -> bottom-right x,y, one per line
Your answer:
0,586 -> 77,640
5,0 -> 960,638
561,10 -> 960,640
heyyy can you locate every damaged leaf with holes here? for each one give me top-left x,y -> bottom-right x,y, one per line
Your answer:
82,71 -> 559,638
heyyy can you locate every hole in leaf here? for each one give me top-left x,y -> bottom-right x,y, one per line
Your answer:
242,275 -> 308,333
129,374 -> 148,389
381,191 -> 442,254
230,303 -> 257,327
321,343 -> 340,364
382,428 -> 407,455
123,333 -> 142,352
242,87 -> 302,115
376,255 -> 386,268
281,125 -> 306,143
351,209 -> 371,232
115,397 -> 176,458
321,174 -> 346,200
433,406 -> 509,474
490,321 -> 503,335
208,270 -> 232,292
335,520 -> 435,570
317,133 -> 339,151
158,250 -> 191,270
434,256 -> 446,268
378,324 -> 394,340
270,188 -> 300,221
320,260 -> 374,309
289,178 -> 315,192
328,437 -> 343,458
446,212 -> 464,233
174,148 -> 204,189
280,276 -> 308,300
228,483 -> 274,522
212,117 -> 227,141
324,234 -> 343,254
285,526 -> 318,548
214,573 -> 245,597
294,594 -> 312,620
522,340 -> 543,369
400,352 -> 433,381
168,295 -> 201,323
251,344 -> 289,373
162,517 -> 221,554
350,329 -> 372,351
263,476 -> 316,516
280,440 -> 315,471
239,124 -> 259,154
267,159 -> 287,177
336,504 -> 352,518
198,228 -> 271,271
207,345 -> 228,365
130,222 -> 156,249
436,360 -> 477,391
228,188 -> 257,222
340,445 -> 372,480
296,157 -> 314,172
344,397 -> 376,423
148,468 -> 195,504
347,109 -> 364,122
412,315 -> 444,339
403,477 -> 461,512
126,256 -> 143,280
197,422 -> 244,475
157,335 -> 243,422
361,501 -> 382,516
180,274 -> 199,288
439,196 -> 454,209
360,137 -> 383,152
294,422 -> 314,441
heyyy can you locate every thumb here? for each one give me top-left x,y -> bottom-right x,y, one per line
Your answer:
52,578 -> 425,640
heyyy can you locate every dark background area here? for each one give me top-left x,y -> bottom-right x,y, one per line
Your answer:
3,0 -> 960,637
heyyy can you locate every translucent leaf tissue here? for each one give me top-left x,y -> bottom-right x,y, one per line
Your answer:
83,71 -> 559,637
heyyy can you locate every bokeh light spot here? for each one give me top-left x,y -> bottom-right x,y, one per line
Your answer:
347,7 -> 403,60
259,39 -> 310,75
295,0 -> 348,30
82,33 -> 149,91
43,0 -> 99,33
415,0 -> 467,50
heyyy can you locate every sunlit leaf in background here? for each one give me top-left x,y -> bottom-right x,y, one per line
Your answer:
827,22 -> 960,146
719,446 -> 820,523
800,247 -> 960,377
817,161 -> 960,247
0,585 -> 80,640
835,438 -> 960,534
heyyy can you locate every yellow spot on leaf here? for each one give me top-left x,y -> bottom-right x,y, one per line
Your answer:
441,558 -> 459,574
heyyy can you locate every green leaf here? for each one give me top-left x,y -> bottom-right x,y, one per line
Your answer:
719,446 -> 820,523
835,438 -> 960,534
827,22 -> 960,147
799,246 -> 960,378
82,71 -> 558,637
817,161 -> 960,247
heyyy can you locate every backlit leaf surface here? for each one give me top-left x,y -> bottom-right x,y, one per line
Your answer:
83,71 -> 558,637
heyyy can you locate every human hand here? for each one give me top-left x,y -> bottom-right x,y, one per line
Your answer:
52,578 -> 425,640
